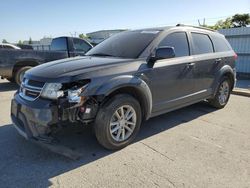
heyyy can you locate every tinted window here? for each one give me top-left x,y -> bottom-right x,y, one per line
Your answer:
159,32 -> 189,57
191,33 -> 213,55
210,34 -> 232,52
73,38 -> 92,52
51,38 -> 67,51
86,30 -> 160,58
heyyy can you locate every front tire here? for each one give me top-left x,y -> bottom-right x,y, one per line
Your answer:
14,66 -> 32,85
209,76 -> 231,109
94,94 -> 142,150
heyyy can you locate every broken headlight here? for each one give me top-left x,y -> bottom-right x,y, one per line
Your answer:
67,84 -> 88,103
41,83 -> 64,100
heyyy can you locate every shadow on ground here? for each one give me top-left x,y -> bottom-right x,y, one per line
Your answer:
0,81 -> 19,92
0,102 -> 216,187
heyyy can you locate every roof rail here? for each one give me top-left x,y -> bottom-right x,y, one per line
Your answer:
176,24 -> 216,32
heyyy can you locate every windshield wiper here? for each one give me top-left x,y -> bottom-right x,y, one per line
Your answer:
89,53 -> 115,57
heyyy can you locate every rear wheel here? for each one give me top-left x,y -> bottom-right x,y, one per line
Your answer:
14,66 -> 32,85
6,78 -> 15,83
94,94 -> 142,150
209,76 -> 231,109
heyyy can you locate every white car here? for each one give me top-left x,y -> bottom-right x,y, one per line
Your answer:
0,43 -> 21,50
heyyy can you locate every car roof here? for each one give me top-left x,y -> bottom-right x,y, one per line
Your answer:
0,43 -> 21,49
131,25 -> 217,34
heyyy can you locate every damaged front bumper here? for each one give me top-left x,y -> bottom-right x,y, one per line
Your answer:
11,92 -> 98,140
11,93 -> 59,140
11,93 -> 99,159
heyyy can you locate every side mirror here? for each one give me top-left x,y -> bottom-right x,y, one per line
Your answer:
155,46 -> 175,60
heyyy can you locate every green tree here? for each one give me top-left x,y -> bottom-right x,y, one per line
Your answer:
232,13 -> 250,27
28,37 -> 32,44
2,39 -> 8,43
18,40 -> 22,44
79,33 -> 90,40
212,17 -> 233,30
204,13 -> 249,30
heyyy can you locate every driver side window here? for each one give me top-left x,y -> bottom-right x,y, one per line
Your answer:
159,32 -> 190,57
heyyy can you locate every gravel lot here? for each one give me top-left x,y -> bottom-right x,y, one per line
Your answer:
0,79 -> 250,188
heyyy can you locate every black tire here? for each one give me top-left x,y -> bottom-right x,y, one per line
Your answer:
209,76 -> 232,109
14,66 -> 32,85
6,78 -> 15,83
94,94 -> 142,150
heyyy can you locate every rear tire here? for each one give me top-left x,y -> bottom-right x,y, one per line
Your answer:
6,78 -> 15,83
209,76 -> 231,109
94,94 -> 142,150
14,66 -> 32,85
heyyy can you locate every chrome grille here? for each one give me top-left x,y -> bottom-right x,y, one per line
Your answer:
19,79 -> 45,101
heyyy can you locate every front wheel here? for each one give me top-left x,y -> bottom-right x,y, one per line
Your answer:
209,76 -> 232,109
14,66 -> 32,85
94,94 -> 142,150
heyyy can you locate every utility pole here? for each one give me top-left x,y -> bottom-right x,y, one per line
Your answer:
198,19 -> 201,26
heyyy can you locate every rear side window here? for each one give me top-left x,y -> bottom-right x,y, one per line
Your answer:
191,33 -> 213,55
73,38 -> 92,52
51,38 -> 67,51
159,32 -> 189,57
210,34 -> 232,52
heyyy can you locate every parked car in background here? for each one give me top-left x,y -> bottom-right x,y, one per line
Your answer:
0,37 -> 93,84
0,43 -> 21,50
11,25 -> 236,150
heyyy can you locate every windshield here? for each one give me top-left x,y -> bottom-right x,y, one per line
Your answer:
86,30 -> 160,59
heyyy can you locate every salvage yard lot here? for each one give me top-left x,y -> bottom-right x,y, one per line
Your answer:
0,79 -> 250,188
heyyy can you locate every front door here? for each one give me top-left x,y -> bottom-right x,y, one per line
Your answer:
143,32 -> 196,114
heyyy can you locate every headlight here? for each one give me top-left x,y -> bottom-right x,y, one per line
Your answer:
68,85 -> 88,103
41,83 -> 64,99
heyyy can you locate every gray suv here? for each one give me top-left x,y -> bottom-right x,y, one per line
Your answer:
11,25 -> 236,150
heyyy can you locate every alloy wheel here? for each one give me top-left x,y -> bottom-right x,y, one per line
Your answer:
218,80 -> 230,105
109,105 -> 137,142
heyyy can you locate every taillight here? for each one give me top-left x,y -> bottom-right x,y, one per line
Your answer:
234,52 -> 238,60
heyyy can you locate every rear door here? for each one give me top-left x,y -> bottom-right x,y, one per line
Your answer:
189,32 -> 217,97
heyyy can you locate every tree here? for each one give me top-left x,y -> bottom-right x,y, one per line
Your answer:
2,39 -> 8,43
232,13 -> 250,27
212,17 -> 233,30
18,40 -> 23,44
204,13 -> 249,30
28,37 -> 32,44
79,33 -> 90,40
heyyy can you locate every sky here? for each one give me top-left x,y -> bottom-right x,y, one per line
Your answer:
1,0 -> 249,43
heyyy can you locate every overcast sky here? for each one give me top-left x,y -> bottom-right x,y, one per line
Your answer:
1,0 -> 250,43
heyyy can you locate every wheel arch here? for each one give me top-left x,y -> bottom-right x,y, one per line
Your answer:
13,60 -> 39,76
213,65 -> 235,96
86,75 -> 153,120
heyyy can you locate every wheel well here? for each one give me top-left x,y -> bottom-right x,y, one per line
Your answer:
223,72 -> 235,90
13,61 -> 38,76
101,87 -> 147,120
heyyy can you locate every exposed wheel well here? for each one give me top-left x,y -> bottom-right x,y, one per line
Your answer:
101,87 -> 148,120
13,61 -> 39,77
223,72 -> 235,90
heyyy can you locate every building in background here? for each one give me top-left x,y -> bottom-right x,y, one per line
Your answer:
219,27 -> 250,77
87,29 -> 127,45
23,37 -> 52,50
